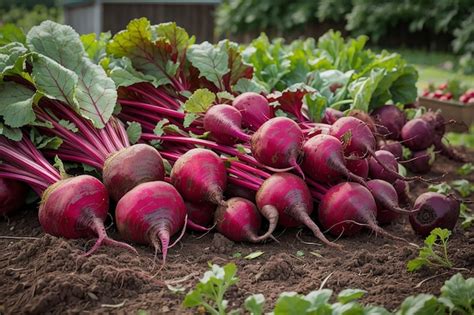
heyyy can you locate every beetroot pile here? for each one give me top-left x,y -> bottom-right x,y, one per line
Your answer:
0,19 -> 466,262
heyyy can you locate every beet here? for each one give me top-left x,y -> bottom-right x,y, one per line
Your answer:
378,140 -> 403,160
409,192 -> 460,237
256,173 -> 340,248
171,148 -> 227,206
39,175 -> 137,256
103,144 -> 165,202
203,104 -> 251,145
232,92 -> 273,131
0,178 -> 27,216
116,181 -> 187,263
345,158 -> 369,179
401,118 -> 434,151
403,149 -> 434,174
215,197 -> 277,243
372,105 -> 406,140
185,201 -> 215,228
302,134 -> 366,185
251,117 -> 304,175
321,108 -> 343,125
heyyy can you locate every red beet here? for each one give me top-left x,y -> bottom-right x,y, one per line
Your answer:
401,118 -> 434,151
116,181 -> 187,263
321,108 -> 343,125
103,144 -> 165,202
215,197 -> 277,242
302,134 -> 366,185
39,175 -> 137,256
232,92 -> 273,131
256,173 -> 340,248
345,158 -> 369,179
409,192 -> 460,237
378,140 -> 403,160
0,178 -> 27,216
203,104 -> 251,145
371,105 -> 406,140
171,148 -> 227,206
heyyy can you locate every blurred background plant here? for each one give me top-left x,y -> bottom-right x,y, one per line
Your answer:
0,0 -> 63,31
216,0 -> 474,76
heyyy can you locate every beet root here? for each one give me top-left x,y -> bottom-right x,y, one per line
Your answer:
256,172 -> 340,248
170,148 -> 227,206
251,117 -> 304,176
232,92 -> 273,131
409,192 -> 460,237
39,175 -> 137,256
103,144 -> 165,202
203,104 -> 251,145
371,105 -> 406,140
116,181 -> 187,263
0,178 -> 27,216
215,197 -> 277,242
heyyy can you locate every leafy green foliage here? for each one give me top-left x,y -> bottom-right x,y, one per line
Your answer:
459,203 -> 474,229
457,163 -> 474,176
185,264 -> 473,314
242,30 -> 418,115
183,89 -> 216,113
183,263 -> 239,315
407,228 -> 453,272
451,180 -> 474,198
428,182 -> 453,195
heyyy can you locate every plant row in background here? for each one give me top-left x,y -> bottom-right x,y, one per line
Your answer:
0,19 -> 472,267
216,0 -> 474,74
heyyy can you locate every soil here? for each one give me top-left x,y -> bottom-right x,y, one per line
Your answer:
1,152 -> 473,314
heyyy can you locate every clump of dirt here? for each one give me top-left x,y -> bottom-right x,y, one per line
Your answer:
256,253 -> 305,281
210,232 -> 235,254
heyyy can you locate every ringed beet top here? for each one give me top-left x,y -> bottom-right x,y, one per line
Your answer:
0,18 -> 472,314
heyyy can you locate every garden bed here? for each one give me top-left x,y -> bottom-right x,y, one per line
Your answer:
1,152 -> 473,314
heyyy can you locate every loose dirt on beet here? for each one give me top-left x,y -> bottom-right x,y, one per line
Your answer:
1,153 -> 473,314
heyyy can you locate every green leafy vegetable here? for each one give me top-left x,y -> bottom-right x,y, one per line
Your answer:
457,163 -> 474,176
244,251 -> 264,260
187,42 -> 229,90
0,82 -> 36,128
407,228 -> 453,272
450,179 -> 474,198
460,203 -> 474,229
428,182 -> 453,195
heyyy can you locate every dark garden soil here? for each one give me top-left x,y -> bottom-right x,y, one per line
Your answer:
1,152 -> 473,314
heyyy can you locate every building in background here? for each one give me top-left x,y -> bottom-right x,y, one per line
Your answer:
63,0 -> 220,41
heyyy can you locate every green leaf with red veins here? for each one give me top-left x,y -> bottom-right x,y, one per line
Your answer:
187,42 -> 229,90
107,18 -> 176,87
30,53 -> 79,110
0,82 -> 36,128
154,22 -> 195,61
218,40 -> 253,88
27,21 -> 117,129
267,83 -> 315,119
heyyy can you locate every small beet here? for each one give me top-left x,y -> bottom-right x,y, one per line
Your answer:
203,104 -> 251,145
0,178 -> 27,216
215,197 -> 277,243
409,192 -> 460,237
401,119 -> 434,151
372,105 -> 406,140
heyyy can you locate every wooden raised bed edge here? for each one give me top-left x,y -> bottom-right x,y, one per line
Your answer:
418,96 -> 474,132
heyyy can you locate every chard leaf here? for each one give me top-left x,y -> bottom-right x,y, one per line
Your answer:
27,21 -> 117,128
0,82 -> 36,128
305,92 -> 327,122
58,120 -> 78,132
349,69 -> 385,112
107,18 -> 175,87
187,42 -> 229,90
244,294 -> 265,315
29,53 -> 79,110
126,121 -> 142,144
390,65 -> 418,104
337,289 -> 366,304
440,273 -> 474,314
0,122 -> 22,141
184,88 -> 215,113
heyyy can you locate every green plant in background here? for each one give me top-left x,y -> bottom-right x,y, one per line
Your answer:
184,263 -> 473,314
217,0 -> 474,75
407,228 -> 453,272
0,0 -> 63,32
